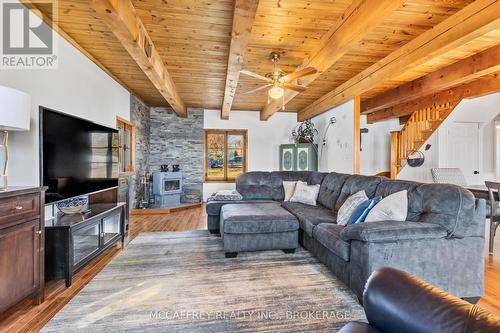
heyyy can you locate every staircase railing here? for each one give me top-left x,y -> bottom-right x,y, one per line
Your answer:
390,102 -> 456,178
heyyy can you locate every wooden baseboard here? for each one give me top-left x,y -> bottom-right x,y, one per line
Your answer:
131,202 -> 203,215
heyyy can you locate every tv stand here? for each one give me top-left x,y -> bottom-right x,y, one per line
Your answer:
44,202 -> 125,287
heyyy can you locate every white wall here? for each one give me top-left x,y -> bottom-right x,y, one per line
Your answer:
398,93 -> 500,183
0,15 -> 130,186
312,100 -> 400,176
312,99 -> 355,173
397,133 -> 439,182
360,116 -> 400,175
203,109 -> 298,199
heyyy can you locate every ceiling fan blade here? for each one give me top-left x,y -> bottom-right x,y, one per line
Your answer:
283,67 -> 317,82
242,84 -> 273,94
240,69 -> 272,82
282,83 -> 307,93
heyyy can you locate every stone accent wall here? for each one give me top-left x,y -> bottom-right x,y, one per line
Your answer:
130,95 -> 151,208
149,107 -> 204,203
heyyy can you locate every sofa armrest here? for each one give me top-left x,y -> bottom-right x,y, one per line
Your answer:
340,221 -> 448,243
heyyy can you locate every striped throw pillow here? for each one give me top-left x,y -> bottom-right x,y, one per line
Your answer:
336,190 -> 368,226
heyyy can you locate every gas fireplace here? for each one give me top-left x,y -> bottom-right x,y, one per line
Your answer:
152,171 -> 183,207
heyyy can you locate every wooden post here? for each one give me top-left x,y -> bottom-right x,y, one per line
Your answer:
390,131 -> 399,179
353,96 -> 361,174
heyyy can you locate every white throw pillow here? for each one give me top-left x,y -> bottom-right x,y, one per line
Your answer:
336,190 -> 368,226
289,181 -> 320,206
365,190 -> 408,223
283,181 -> 297,202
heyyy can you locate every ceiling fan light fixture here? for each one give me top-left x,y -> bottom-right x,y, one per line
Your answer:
268,85 -> 284,99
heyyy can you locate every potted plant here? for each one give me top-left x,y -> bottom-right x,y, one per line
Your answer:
293,119 -> 318,143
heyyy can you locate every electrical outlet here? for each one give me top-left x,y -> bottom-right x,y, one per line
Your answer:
330,117 -> 336,124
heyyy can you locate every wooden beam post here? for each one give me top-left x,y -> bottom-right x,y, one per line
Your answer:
362,44 -> 500,114
299,0 -> 500,121
91,0 -> 187,117
221,0 -> 260,120
353,96 -> 361,174
259,0 -> 404,121
390,132 -> 399,179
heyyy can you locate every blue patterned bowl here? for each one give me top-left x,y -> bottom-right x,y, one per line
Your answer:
57,197 -> 88,215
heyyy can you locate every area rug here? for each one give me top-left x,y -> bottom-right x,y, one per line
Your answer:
41,231 -> 366,332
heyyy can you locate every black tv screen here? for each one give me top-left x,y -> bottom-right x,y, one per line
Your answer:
40,107 -> 119,204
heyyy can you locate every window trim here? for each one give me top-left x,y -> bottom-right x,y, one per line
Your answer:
204,129 -> 248,183
116,116 -> 136,176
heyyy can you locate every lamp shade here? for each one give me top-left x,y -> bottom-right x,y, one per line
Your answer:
0,86 -> 31,131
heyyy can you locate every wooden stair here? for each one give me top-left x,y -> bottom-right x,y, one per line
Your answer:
390,102 -> 458,178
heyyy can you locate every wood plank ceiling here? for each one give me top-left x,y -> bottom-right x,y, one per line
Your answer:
26,0 -> 500,120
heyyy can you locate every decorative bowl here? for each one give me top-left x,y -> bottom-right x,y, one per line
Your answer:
57,197 -> 88,215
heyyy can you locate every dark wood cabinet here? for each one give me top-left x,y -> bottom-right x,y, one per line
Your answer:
0,187 -> 46,314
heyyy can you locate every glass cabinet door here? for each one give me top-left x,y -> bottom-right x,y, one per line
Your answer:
102,213 -> 121,246
73,223 -> 100,266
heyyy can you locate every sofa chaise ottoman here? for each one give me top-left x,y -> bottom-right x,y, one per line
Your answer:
220,202 -> 299,258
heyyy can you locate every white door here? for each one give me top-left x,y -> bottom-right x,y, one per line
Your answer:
444,122 -> 480,184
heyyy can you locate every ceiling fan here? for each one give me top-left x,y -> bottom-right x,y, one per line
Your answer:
240,52 -> 317,109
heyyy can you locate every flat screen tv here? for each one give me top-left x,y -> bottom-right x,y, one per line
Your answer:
40,107 -> 119,204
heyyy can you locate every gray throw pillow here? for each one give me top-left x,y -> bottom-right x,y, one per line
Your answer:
337,190 -> 368,226
289,181 -> 320,206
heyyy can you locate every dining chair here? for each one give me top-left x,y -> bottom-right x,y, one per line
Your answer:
485,181 -> 500,254
430,168 -> 467,186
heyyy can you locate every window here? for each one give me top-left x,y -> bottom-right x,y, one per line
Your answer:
116,117 -> 135,175
205,129 -> 247,182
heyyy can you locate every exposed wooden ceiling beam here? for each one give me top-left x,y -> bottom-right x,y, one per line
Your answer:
91,0 -> 186,117
367,73 -> 500,123
361,44 -> 500,114
259,0 -> 405,121
299,0 -> 500,122
19,0 -> 130,93
221,0 -> 260,120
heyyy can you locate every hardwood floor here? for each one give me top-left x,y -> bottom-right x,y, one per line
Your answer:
0,207 -> 207,333
478,222 -> 500,314
0,205 -> 498,332
129,205 -> 207,239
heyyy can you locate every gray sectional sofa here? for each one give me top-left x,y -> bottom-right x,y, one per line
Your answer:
206,171 -> 486,302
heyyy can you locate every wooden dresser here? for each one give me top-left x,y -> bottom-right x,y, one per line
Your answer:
0,187 -> 46,314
